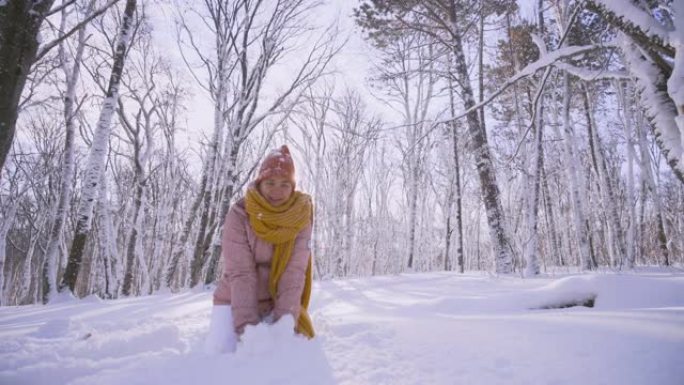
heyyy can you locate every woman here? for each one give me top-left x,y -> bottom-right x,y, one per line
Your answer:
205,145 -> 315,354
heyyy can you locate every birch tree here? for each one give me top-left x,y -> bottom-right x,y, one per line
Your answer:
150,70 -> 189,291
616,79 -> 637,268
60,0 -> 138,295
42,2 -> 93,303
448,89 -> 466,273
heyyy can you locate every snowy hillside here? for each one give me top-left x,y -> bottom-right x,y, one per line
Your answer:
1,270 -> 683,385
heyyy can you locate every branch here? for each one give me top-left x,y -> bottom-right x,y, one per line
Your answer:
46,0 -> 78,17
554,62 -> 629,81
435,42 -> 613,125
36,0 -> 122,62
586,0 -> 674,57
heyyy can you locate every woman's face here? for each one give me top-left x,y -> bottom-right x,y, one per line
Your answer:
258,176 -> 294,206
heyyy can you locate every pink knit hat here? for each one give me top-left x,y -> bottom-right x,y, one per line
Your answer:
255,145 -> 296,185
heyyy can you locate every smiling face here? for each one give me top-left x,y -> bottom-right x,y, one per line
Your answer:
258,176 -> 294,206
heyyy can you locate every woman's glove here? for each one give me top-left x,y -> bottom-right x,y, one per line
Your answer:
204,305 -> 238,354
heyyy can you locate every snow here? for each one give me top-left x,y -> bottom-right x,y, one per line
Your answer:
621,34 -> 683,174
554,62 -> 629,81
1,270 -> 683,385
597,0 -> 672,44
667,1 -> 684,164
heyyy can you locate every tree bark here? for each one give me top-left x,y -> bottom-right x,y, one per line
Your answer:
617,80 -> 637,268
635,101 -> 671,265
0,0 -> 57,172
447,71 -> 464,273
60,0 -> 138,294
583,84 -> 627,268
0,203 -> 17,305
42,9 -> 89,303
448,0 -> 512,273
558,73 -> 592,270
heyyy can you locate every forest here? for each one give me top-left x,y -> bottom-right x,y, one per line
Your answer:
0,0 -> 682,306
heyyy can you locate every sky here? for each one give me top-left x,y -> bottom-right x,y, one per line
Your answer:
147,2 -> 372,134
1,268 -> 683,384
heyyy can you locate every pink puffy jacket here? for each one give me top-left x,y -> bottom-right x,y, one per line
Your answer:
213,198 -> 313,333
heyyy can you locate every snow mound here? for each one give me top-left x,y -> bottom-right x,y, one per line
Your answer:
226,316 -> 335,384
531,274 -> 684,310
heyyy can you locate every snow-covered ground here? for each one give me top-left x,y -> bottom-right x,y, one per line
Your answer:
1,269 -> 683,385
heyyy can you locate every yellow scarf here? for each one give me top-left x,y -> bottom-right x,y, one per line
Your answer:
245,187 -> 315,338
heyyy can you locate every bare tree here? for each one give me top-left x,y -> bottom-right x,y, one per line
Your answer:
327,90 -> 380,276
116,25 -> 164,296
287,85 -> 334,277
42,2 -> 94,303
635,103 -> 670,266
616,79 -> 637,269
582,84 -> 627,267
60,0 -> 139,295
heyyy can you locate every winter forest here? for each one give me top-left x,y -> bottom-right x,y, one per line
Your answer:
0,0 -> 682,306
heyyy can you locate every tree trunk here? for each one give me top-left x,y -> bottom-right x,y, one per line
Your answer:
617,80 -> 637,268
406,158 -> 419,269
582,84 -> 627,268
541,164 -> 561,265
635,101 -> 670,265
524,95 -> 544,276
522,0 -> 547,277
0,0 -> 56,172
558,73 -> 592,270
60,0 -> 138,294
189,188 -> 213,287
122,181 -> 144,296
96,173 -> 119,298
448,0 -> 512,273
0,203 -> 17,305
447,72 -> 464,273
188,50 -> 228,287
204,144 -> 239,285
42,13 -> 88,303
165,178 -> 205,288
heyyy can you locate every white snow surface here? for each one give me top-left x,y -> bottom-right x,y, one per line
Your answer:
1,270 -> 683,385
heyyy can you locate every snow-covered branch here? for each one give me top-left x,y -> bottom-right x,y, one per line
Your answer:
621,35 -> 684,182
554,62 -> 630,81
436,42 -> 617,125
590,0 -> 673,51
